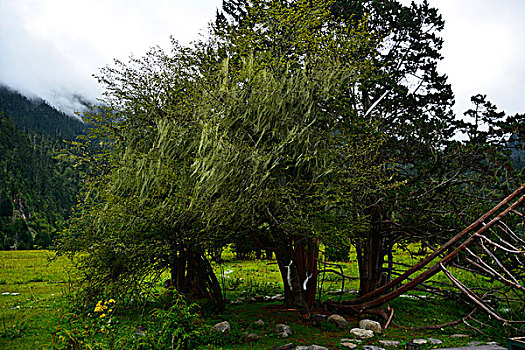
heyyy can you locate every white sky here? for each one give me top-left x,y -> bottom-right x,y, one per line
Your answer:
1,0 -> 525,119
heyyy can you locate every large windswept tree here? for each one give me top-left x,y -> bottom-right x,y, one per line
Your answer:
62,0 -> 387,313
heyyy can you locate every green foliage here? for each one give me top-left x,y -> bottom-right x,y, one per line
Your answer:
0,110 -> 80,250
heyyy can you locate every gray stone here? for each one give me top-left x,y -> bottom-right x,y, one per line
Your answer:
296,347 -> 310,350
253,319 -> 265,327
428,338 -> 443,345
311,314 -> 327,327
327,314 -> 348,329
274,344 -> 295,350
340,343 -> 358,349
469,342 -> 483,346
350,328 -> 374,339
413,339 -> 427,345
359,319 -> 382,333
309,346 -> 329,350
364,346 -> 385,350
341,339 -> 362,343
450,334 -> 469,338
379,340 -> 400,347
242,332 -> 260,343
212,321 -> 231,334
275,323 -> 293,338
341,338 -> 363,344
487,342 -> 499,346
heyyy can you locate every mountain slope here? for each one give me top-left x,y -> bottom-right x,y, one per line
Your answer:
0,85 -> 85,139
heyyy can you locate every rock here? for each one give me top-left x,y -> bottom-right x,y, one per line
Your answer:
450,334 -> 469,338
254,295 -> 265,302
340,343 -> 358,349
413,339 -> 427,345
487,342 -> 499,346
309,346 -> 329,350
428,338 -> 443,345
327,314 -> 348,329
359,319 -> 382,333
212,321 -> 231,334
311,314 -> 327,327
242,332 -> 260,343
273,343 -> 295,350
350,328 -> 374,339
379,340 -> 400,347
364,346 -> 385,350
253,319 -> 265,327
296,347 -> 310,350
469,342 -> 483,346
275,323 -> 293,338
341,339 -> 362,343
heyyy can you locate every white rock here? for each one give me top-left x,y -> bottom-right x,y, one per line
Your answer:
341,339 -> 362,343
275,323 -> 293,338
309,346 -> 329,350
340,343 -> 358,349
359,319 -> 382,333
379,340 -> 400,347
428,338 -> 443,345
364,346 -> 385,350
413,339 -> 427,345
350,328 -> 374,339
253,319 -> 265,327
212,321 -> 231,334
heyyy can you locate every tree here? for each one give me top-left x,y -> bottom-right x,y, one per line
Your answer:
60,44 -> 224,308
214,0 -> 524,302
197,0 -> 387,314
62,0 -> 386,314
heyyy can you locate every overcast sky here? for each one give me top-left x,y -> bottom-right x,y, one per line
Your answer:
1,0 -> 525,119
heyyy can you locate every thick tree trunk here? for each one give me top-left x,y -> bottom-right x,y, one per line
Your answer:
169,245 -> 225,311
356,205 -> 387,296
274,235 -> 318,317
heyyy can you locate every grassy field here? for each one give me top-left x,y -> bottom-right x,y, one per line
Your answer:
0,251 -> 76,350
0,249 -> 516,350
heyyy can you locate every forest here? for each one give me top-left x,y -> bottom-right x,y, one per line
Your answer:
0,85 -> 84,249
2,0 -> 525,349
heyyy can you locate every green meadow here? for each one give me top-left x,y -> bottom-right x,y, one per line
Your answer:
0,249 -> 516,350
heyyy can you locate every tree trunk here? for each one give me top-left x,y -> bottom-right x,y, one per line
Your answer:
170,245 -> 225,311
356,205 -> 387,296
274,234 -> 318,317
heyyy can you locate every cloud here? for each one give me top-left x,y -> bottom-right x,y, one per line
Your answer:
429,0 -> 525,116
0,0 -> 221,116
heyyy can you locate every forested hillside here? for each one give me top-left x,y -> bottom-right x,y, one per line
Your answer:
0,85 -> 85,139
0,87 -> 84,249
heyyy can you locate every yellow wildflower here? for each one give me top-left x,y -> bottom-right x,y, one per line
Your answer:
94,300 -> 108,312
108,299 -> 116,303
99,313 -> 106,318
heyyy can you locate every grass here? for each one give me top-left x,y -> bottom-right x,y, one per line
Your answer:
0,248 -> 519,349
0,250 -> 76,350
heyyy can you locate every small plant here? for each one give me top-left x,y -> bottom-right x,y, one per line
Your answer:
320,321 -> 340,332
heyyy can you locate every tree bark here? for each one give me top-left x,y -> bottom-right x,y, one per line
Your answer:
356,204 -> 387,296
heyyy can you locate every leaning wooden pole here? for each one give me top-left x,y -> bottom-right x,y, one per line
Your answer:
328,183 -> 525,314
